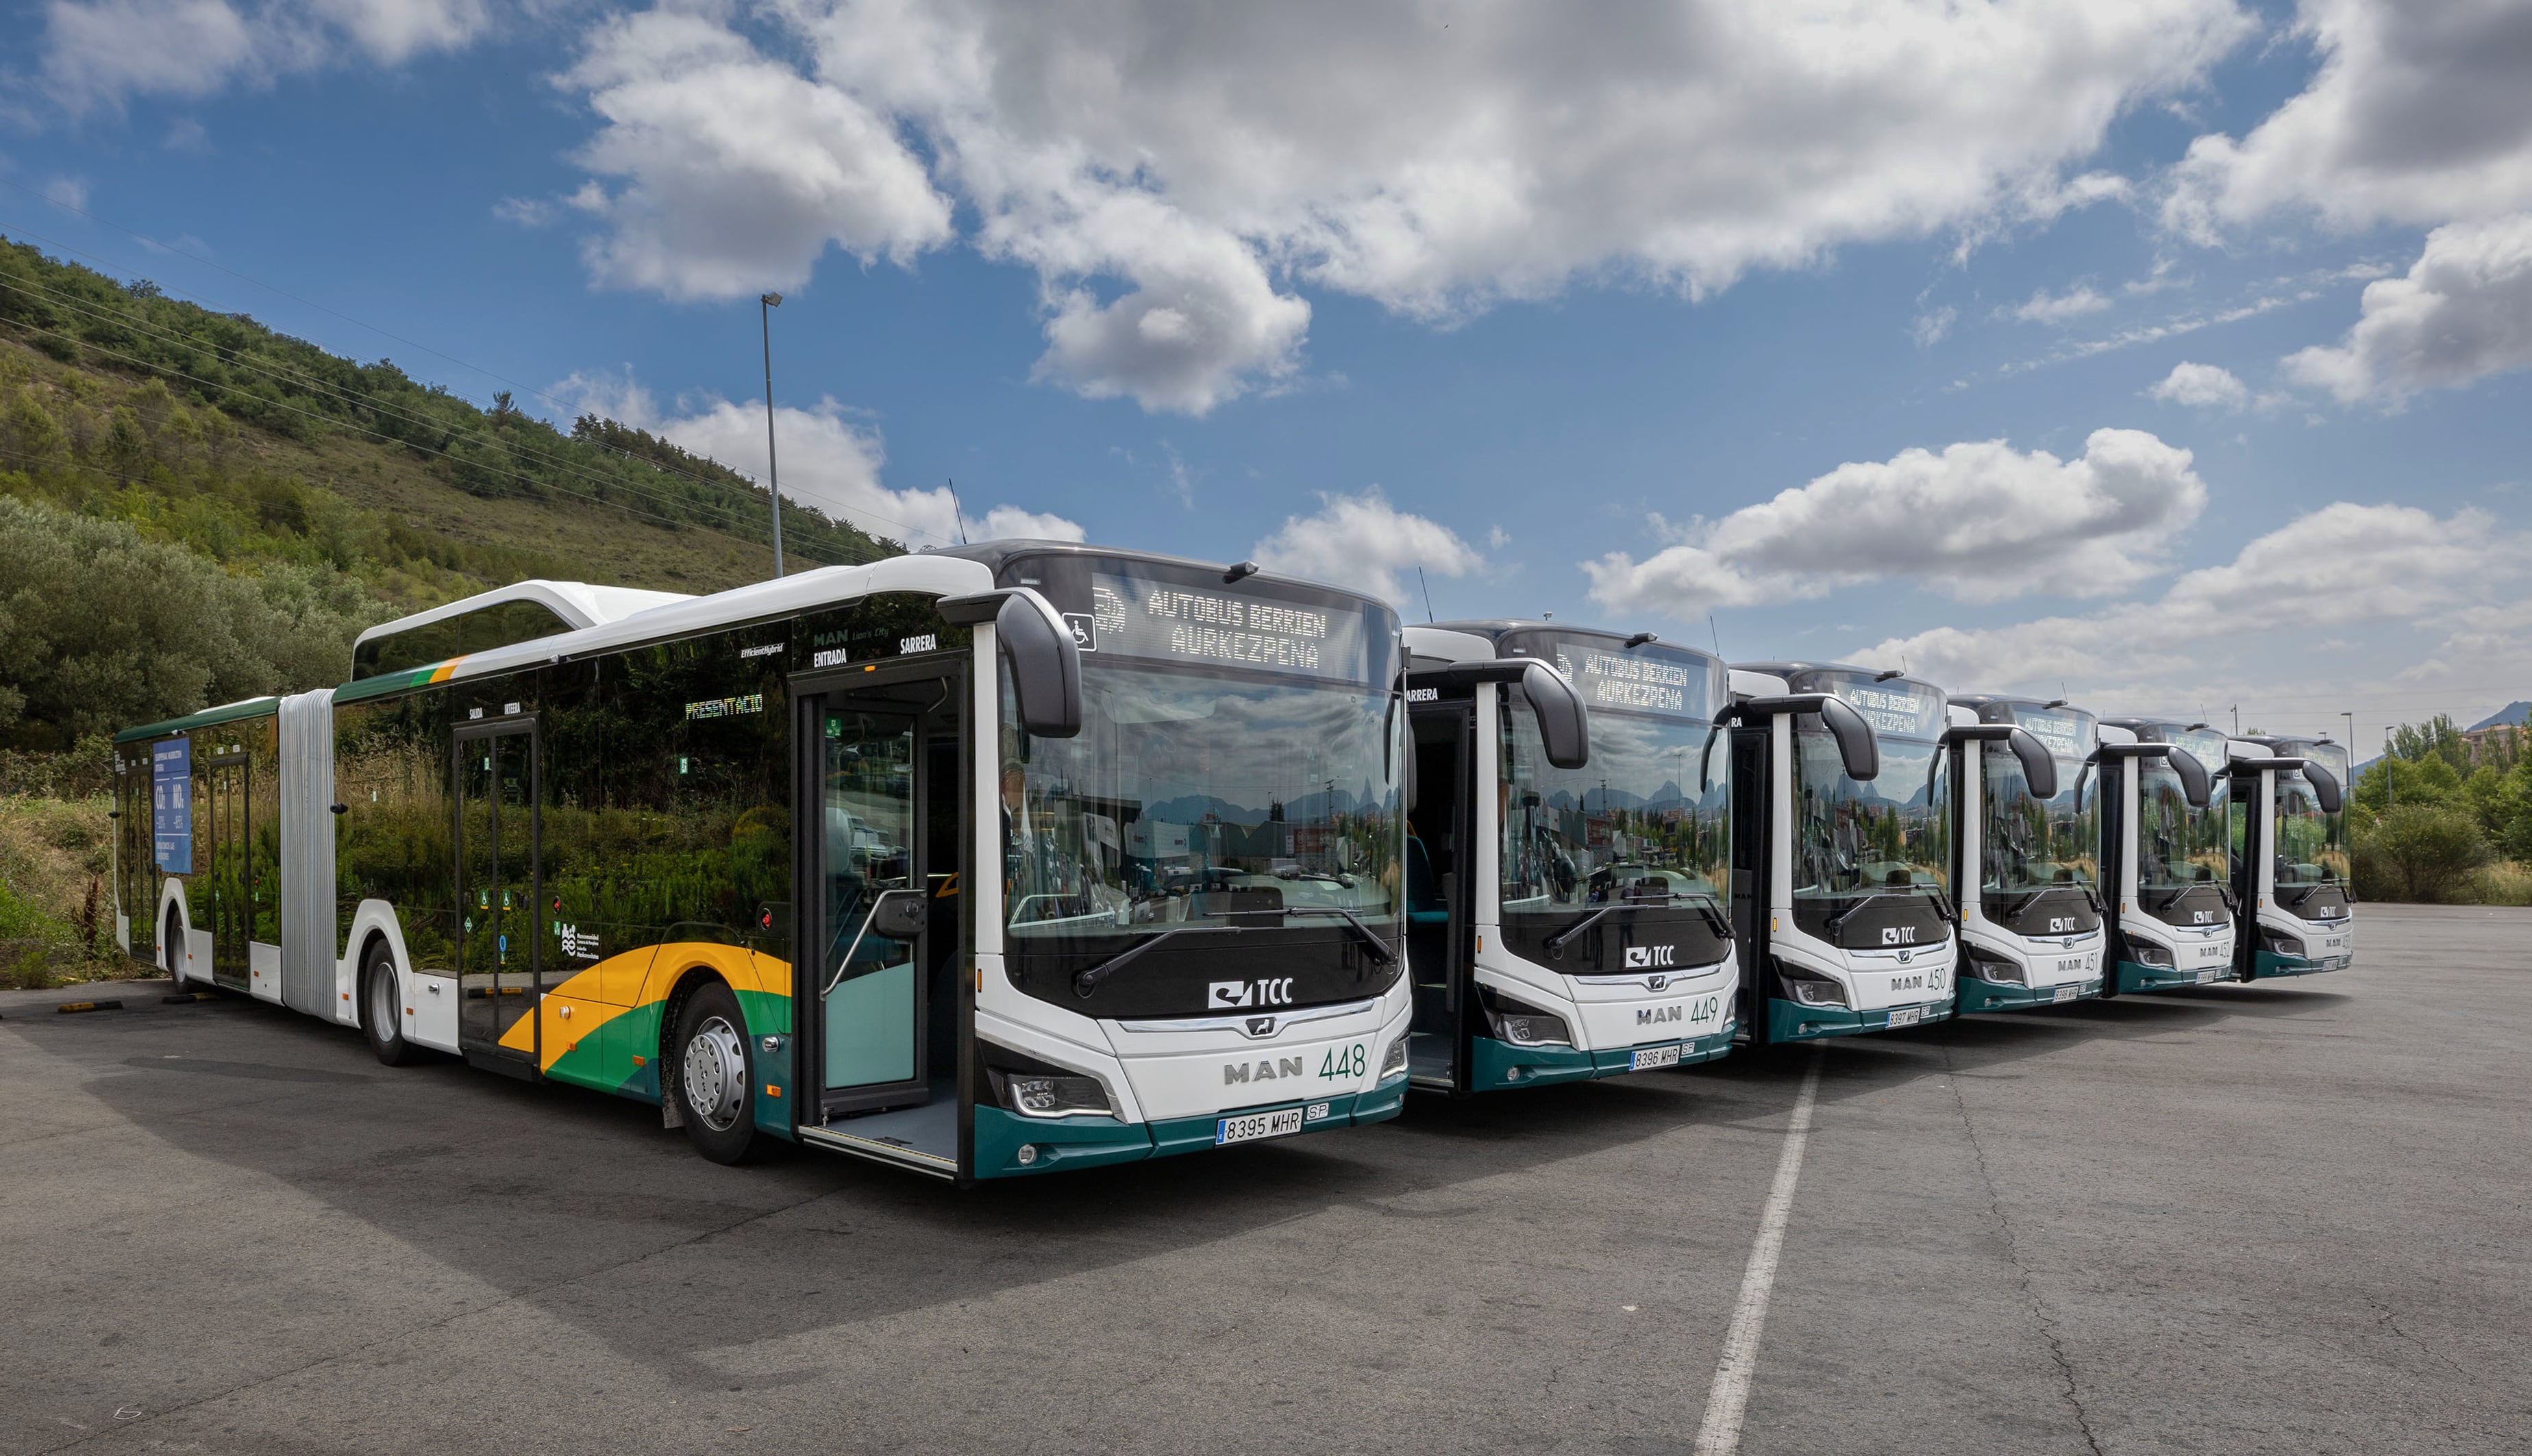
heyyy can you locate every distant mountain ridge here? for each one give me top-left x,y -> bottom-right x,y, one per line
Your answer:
2469,702 -> 2531,731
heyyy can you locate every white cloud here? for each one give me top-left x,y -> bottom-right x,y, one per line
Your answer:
544,0 -> 2251,414
2165,0 -> 2532,239
559,10 -> 954,301
2013,285 -> 2113,325
2148,360 -> 2250,410
1252,489 -> 1483,604
38,0 -> 493,111
554,368 -> 1080,549
1911,306 -> 1957,348
1582,428 -> 2209,618
2283,213 -> 2532,405
1864,503 -> 2525,691
39,175 -> 90,212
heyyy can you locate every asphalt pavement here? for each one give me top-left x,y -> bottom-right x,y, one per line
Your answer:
2,906 -> 2524,1455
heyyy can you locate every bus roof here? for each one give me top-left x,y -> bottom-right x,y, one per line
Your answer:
112,695 -> 280,744
349,579 -> 695,656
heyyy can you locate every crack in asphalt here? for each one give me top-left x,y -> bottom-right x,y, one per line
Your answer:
2367,1297 -> 2474,1383
1941,1044 -> 2105,1456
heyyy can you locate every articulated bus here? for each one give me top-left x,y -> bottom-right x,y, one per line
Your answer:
1724,662 -> 1953,1045
1398,621 -> 1736,1093
1942,696 -> 2104,1011
2228,736 -> 2352,981
2096,720 -> 2233,992
112,543 -> 1414,1180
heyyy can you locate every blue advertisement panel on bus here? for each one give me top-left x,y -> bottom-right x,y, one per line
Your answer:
153,737 -> 191,875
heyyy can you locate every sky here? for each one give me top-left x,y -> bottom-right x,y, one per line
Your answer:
5,0 -> 2531,748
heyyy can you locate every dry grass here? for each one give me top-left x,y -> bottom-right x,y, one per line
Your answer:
0,793 -> 127,988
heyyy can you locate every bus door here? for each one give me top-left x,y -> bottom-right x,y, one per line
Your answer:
456,724 -> 540,1070
1406,700 -> 1472,1087
802,667 -> 958,1126
201,745 -> 251,990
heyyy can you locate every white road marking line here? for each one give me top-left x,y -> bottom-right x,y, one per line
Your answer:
1693,1048 -> 1824,1456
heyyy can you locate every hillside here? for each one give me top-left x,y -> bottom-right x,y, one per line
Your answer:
0,235 -> 893,747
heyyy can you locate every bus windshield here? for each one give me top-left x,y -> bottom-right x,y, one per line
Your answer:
2139,727 -> 2231,923
2276,741 -> 2351,894
995,562 -> 1403,1018
1980,708 -> 2098,932
1496,665 -> 1730,972
1792,724 -> 1951,944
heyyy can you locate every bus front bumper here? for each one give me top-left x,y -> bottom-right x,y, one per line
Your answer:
2115,959 -> 2236,993
2250,949 -> 2350,979
1466,1027 -> 1735,1092
1765,996 -> 1952,1042
971,1076 -> 1409,1179
1957,976 -> 2102,1014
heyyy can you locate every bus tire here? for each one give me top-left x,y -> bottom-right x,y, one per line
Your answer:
165,907 -> 187,987
672,982 -> 760,1166
360,943 -> 417,1066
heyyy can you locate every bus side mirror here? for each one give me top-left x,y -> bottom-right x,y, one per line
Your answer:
2166,745 -> 2211,809
1519,660 -> 1590,770
1819,697 -> 1878,782
2007,727 -> 2057,800
942,590 -> 1082,739
2303,762 -> 2343,813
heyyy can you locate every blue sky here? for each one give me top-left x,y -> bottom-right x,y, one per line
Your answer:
6,0 -> 2531,746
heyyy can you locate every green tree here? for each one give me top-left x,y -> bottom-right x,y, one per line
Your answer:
2350,753 -> 2463,818
2353,805 -> 2492,903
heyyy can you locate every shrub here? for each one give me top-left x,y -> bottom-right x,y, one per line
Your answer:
2353,805 -> 2493,903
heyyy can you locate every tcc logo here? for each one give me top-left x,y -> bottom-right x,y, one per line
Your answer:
1209,978 -> 1294,1009
1882,926 -> 1919,946
1624,945 -> 1677,969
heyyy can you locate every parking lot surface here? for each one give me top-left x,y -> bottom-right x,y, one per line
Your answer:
3,905 -> 2525,1455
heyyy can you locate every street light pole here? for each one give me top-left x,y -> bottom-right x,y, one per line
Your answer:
760,291 -> 784,579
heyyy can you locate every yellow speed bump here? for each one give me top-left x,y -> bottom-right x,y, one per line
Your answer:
56,999 -> 127,1014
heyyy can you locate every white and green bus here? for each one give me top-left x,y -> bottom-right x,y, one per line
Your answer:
1398,622 -> 1736,1092
2226,736 -> 2352,980
112,543 -> 1413,1180
1941,696 -> 2103,1011
1723,662 -> 1950,1044
2096,719 -> 2234,993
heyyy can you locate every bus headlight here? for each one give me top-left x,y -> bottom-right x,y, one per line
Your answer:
1378,1035 -> 1408,1080
1965,948 -> 2025,986
991,1070 -> 1112,1119
1784,975 -> 1848,1009
1488,1007 -> 1572,1046
2128,942 -> 2174,969
2263,930 -> 2306,959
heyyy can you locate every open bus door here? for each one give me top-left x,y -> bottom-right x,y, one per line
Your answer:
1404,694 -> 1474,1090
794,660 -> 968,1175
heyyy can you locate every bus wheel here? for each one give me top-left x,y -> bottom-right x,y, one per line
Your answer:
164,907 -> 186,988
360,944 -> 417,1067
673,983 -> 760,1166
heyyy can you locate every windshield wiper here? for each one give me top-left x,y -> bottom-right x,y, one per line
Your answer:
1072,925 -> 1244,997
1289,906 -> 1398,972
1543,905 -> 1614,954
1824,892 -> 1907,933
1678,892 -> 1733,940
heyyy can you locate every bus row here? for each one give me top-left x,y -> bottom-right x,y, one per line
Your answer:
108,540 -> 2353,1182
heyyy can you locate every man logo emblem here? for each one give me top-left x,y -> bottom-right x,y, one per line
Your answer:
1246,1016 -> 1276,1038
1897,949 -> 1913,963
1645,974 -> 1668,992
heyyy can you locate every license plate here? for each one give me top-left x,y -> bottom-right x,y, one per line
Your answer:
2195,968 -> 2220,984
1630,1044 -> 1682,1071
1216,1107 -> 1304,1146
1886,1006 -> 1923,1029
2052,984 -> 2078,1004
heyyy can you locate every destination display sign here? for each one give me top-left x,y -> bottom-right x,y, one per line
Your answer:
2008,706 -> 2096,762
1503,632 -> 1719,721
1077,571 -> 1374,683
1806,672 -> 1946,740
